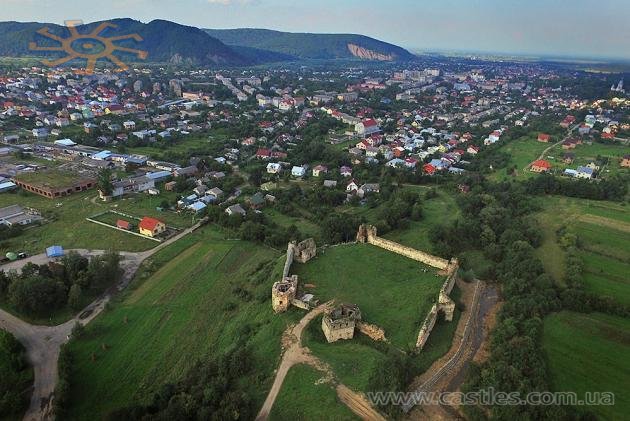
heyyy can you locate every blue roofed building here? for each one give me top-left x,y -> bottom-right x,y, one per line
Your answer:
46,245 -> 64,258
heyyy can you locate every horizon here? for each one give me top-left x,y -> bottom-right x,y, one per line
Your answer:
1,0 -> 629,62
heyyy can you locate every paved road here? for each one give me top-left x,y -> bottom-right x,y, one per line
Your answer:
0,220 -> 205,421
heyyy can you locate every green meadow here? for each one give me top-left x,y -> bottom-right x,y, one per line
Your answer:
269,364 -> 359,421
543,311 -> 630,420
64,228 -> 299,419
293,243 -> 444,348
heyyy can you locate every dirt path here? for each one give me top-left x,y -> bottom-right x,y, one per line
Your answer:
523,123 -> 579,172
255,302 -> 387,421
255,302 -> 332,421
337,385 -> 387,421
0,220 -> 205,421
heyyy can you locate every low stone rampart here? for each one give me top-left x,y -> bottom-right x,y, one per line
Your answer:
357,321 -> 387,342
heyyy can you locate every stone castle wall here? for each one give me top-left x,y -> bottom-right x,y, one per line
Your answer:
282,242 -> 296,279
356,225 -> 460,350
416,304 -> 438,349
357,224 -> 449,270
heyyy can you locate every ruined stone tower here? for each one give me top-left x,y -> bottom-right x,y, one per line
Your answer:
271,275 -> 297,313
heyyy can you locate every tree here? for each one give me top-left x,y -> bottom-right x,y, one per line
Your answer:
97,169 -> 114,196
67,284 -> 83,311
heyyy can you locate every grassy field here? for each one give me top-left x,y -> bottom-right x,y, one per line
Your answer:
302,290 -> 461,393
269,364 -> 359,421
65,228 -> 300,419
264,208 -> 321,240
0,187 -> 195,256
0,191 -> 155,256
534,196 -> 630,299
293,243 -> 445,348
293,241 -> 460,395
384,190 -> 459,253
491,134 -> 551,180
543,311 -> 630,420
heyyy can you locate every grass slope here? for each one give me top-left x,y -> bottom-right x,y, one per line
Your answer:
269,364 -> 359,421
64,228 -> 297,419
543,311 -> 630,420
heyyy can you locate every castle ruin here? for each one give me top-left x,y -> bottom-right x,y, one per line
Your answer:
322,304 -> 362,343
356,224 -> 459,350
272,238 -> 319,313
271,275 -> 298,313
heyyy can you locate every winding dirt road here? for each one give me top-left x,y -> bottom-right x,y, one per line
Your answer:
0,221 -> 204,421
255,302 -> 386,421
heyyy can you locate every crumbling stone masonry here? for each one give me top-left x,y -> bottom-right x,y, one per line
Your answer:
356,224 -> 460,350
293,238 -> 317,263
322,304 -> 362,343
273,238 -> 318,313
357,321 -> 387,342
271,275 -> 297,313
356,224 -> 450,270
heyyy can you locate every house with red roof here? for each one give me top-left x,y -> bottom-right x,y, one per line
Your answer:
531,160 -> 552,173
537,133 -> 551,143
255,148 -> 271,160
116,220 -> 131,230
138,217 -> 166,238
423,163 -> 437,175
355,118 -> 381,136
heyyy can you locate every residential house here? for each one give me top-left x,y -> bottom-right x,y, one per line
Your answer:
355,119 -> 380,137
291,166 -> 306,178
266,162 -> 282,174
138,217 -> 166,237
576,166 -> 594,179
312,165 -> 328,177
346,179 -> 359,193
225,204 -> 246,216
531,160 -> 552,173
247,192 -> 266,209
537,133 -> 551,143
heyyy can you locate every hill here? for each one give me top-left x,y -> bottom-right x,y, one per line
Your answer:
0,19 -> 251,66
204,28 -> 415,61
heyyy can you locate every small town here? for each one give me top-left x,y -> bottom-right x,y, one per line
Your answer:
0,2 -> 628,421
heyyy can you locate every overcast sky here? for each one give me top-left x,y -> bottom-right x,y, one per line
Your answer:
2,0 -> 629,60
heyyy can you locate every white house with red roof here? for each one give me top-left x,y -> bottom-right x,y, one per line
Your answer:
355,118 -> 381,136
